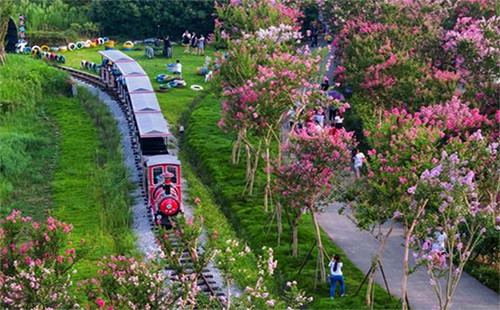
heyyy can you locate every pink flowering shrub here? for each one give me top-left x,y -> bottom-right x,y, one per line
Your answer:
216,243 -> 313,310
0,210 -> 87,309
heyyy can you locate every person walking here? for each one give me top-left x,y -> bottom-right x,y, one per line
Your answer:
353,149 -> 366,179
191,32 -> 198,55
306,28 -> 312,42
311,25 -> 319,47
329,254 -> 346,299
198,34 -> 205,56
182,30 -> 191,53
163,36 -> 172,58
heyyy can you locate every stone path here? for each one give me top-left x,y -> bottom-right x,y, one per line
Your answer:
318,202 -> 500,310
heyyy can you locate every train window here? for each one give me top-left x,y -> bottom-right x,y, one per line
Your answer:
152,167 -> 163,184
167,166 -> 178,184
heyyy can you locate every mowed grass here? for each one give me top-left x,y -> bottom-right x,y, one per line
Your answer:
62,44 -> 211,126
183,94 -> 400,309
0,109 -> 59,220
45,95 -> 113,279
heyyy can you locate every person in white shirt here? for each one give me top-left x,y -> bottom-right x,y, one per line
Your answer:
353,149 -> 366,178
174,60 -> 182,78
329,254 -> 346,299
334,115 -> 344,129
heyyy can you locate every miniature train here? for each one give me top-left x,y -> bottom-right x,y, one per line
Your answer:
99,50 -> 181,227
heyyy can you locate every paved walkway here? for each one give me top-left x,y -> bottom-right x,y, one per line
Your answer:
318,203 -> 500,309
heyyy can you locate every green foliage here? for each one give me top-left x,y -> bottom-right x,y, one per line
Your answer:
0,55 -> 69,113
14,0 -> 89,32
27,29 -> 78,45
89,0 -> 215,39
183,93 -> 400,309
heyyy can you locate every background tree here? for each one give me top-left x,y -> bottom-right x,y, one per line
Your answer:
0,0 -> 15,65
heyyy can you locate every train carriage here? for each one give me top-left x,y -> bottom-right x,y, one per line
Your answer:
99,50 -> 182,227
144,155 -> 182,227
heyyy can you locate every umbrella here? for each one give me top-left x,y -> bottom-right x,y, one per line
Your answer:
327,90 -> 345,101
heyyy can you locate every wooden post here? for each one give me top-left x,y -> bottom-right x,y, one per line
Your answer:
355,264 -> 374,296
298,240 -> 317,275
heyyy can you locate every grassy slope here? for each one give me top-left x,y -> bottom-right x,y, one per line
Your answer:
184,94 -> 400,309
0,55 -> 68,220
0,109 -> 58,220
1,55 -> 134,280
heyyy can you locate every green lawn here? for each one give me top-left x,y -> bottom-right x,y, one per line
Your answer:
46,90 -> 135,279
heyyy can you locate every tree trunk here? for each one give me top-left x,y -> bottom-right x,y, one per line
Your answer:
277,202 -> 283,246
310,210 -> 326,281
366,223 -> 394,306
264,136 -> 272,213
402,201 -> 427,310
245,143 -> 251,179
246,140 -> 261,195
232,130 -> 243,164
226,278 -> 232,310
292,216 -> 300,258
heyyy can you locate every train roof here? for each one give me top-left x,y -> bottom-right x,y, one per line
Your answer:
135,112 -> 170,138
129,92 -> 161,112
115,62 -> 147,76
125,76 -> 154,92
145,154 -> 181,167
99,50 -> 135,63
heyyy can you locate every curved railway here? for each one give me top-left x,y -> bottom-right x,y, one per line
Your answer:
57,60 -> 226,305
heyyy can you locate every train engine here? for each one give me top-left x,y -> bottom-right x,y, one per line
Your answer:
145,155 -> 182,227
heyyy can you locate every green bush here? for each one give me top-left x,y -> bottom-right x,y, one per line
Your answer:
0,55 -> 69,113
27,29 -> 78,46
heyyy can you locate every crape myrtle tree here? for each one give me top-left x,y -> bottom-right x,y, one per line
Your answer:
402,145 -> 499,310
350,98 -> 490,306
273,126 -> 354,280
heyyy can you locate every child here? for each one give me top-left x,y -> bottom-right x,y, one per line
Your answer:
198,35 -> 205,56
174,60 -> 182,78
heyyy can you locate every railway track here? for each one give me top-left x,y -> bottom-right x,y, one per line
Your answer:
58,65 -> 226,306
